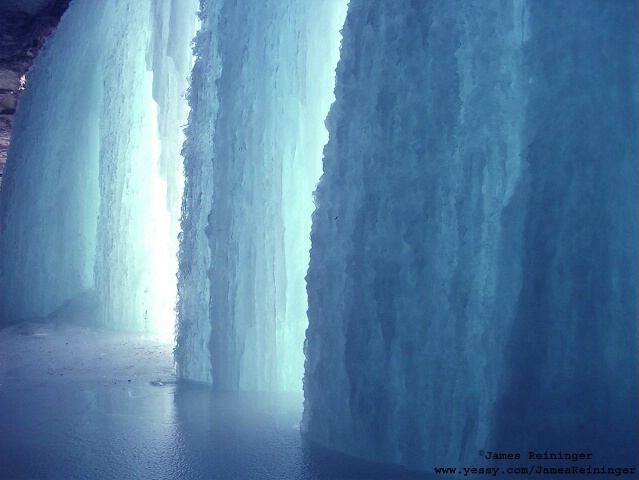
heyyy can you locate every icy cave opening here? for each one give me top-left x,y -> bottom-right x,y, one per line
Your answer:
0,0 -> 199,342
0,0 -> 636,476
0,0 -> 349,393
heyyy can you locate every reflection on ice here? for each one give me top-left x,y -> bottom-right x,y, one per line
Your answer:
0,323 -> 430,479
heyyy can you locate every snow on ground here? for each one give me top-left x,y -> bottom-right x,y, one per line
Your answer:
0,320 -> 175,386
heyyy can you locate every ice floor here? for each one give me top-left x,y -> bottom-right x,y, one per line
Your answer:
0,321 -> 430,480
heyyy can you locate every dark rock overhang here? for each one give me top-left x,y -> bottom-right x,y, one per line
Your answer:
0,0 -> 70,180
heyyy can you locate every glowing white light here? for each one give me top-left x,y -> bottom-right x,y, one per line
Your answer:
140,95 -> 183,342
278,1 -> 348,391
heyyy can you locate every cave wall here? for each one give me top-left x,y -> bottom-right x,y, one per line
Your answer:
0,0 -> 197,335
303,0 -> 638,470
176,0 -> 347,391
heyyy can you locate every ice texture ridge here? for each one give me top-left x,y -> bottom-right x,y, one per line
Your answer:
175,0 -> 346,391
303,0 -> 638,471
0,0 -> 198,337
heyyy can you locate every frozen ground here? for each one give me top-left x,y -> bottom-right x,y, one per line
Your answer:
0,321 -> 175,385
0,321 -> 431,480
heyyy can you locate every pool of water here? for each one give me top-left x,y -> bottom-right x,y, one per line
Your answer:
0,381 -> 432,480
0,322 -> 429,480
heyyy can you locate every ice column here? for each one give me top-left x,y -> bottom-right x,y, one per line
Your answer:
176,0 -> 346,391
491,0 -> 638,462
303,0 -> 637,471
175,0 -> 220,383
0,0 -> 198,338
95,0 -> 197,337
0,0 -> 104,322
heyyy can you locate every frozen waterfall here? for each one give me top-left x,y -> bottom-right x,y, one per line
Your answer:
303,0 -> 638,471
0,0 -> 198,338
175,0 -> 347,391
0,0 -> 635,474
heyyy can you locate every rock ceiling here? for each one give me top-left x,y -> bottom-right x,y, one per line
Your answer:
0,0 -> 69,183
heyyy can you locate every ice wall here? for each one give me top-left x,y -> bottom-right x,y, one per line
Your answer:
0,0 -> 104,321
176,0 -> 346,391
0,0 -> 197,337
95,0 -> 197,337
492,0 -> 638,461
303,0 -> 638,471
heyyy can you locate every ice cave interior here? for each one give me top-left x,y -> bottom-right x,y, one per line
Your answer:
0,0 -> 637,478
